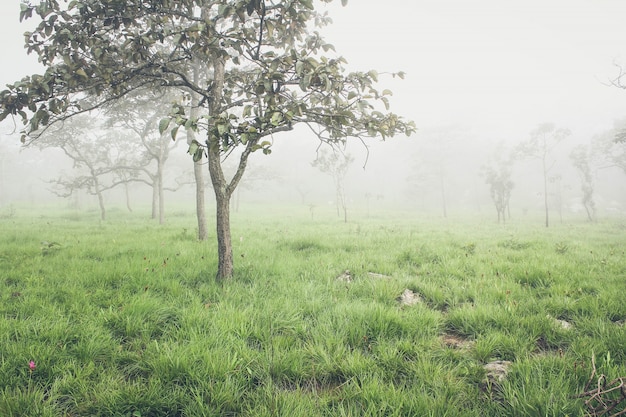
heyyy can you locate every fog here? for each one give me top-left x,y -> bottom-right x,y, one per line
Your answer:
1,1 -> 625,221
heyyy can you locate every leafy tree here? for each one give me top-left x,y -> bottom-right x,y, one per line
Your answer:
516,123 -> 570,227
0,0 -> 415,280
570,145 -> 595,222
312,149 -> 353,222
481,143 -> 514,224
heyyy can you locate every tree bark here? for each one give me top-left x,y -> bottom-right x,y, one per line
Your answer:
543,158 -> 549,228
189,59 -> 208,241
158,160 -> 165,225
194,160 -> 208,240
206,57 -> 234,281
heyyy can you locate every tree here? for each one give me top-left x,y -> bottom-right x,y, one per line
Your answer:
570,145 -> 596,222
312,149 -> 353,222
516,123 -> 570,227
481,143 -> 514,224
43,116 -> 141,220
0,0 -> 415,280
106,91 -> 182,224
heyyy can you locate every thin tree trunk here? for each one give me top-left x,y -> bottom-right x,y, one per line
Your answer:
158,161 -> 165,225
151,177 -> 158,220
124,182 -> 133,212
188,59 -> 208,241
543,159 -> 549,228
194,160 -> 208,240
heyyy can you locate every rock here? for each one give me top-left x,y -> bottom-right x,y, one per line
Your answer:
336,270 -> 352,282
367,272 -> 391,279
483,360 -> 512,384
398,288 -> 421,306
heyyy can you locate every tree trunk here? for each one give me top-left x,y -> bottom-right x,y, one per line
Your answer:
151,176 -> 158,220
194,160 -> 208,240
124,182 -> 133,212
158,161 -> 165,225
206,57 -> 234,281
543,160 -> 549,228
214,186 -> 234,281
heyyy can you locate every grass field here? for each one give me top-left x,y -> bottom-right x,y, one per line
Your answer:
1,204 -> 625,416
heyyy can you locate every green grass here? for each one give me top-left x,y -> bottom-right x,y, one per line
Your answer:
1,205 -> 625,416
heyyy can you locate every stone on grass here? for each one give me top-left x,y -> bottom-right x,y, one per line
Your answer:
336,270 -> 352,282
483,360 -> 512,384
397,289 -> 421,306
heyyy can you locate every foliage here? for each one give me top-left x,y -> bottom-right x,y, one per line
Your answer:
0,0 -> 415,279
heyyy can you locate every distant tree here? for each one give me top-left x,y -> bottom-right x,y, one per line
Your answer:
44,117 -> 142,220
570,145 -> 596,222
406,126 -> 464,218
312,149 -> 353,223
516,123 -> 570,227
481,143 -> 514,224
597,119 -> 626,176
232,164 -> 281,212
107,92 -> 182,224
0,1 -> 415,280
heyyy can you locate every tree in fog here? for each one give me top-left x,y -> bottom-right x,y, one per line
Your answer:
107,92 -> 182,224
570,145 -> 595,222
312,149 -> 353,222
481,143 -> 514,224
43,116 -> 142,220
407,126 -> 464,218
0,1 -> 415,280
597,119 -> 626,176
515,123 -> 570,227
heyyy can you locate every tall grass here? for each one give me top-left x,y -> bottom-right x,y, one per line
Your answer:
0,205 -> 624,416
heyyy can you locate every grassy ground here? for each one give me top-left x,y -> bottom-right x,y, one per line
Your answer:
0,204 -> 625,416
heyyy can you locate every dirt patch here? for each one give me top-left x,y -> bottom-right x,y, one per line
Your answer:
441,333 -> 475,350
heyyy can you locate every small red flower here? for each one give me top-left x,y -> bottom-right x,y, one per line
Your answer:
28,361 -> 36,372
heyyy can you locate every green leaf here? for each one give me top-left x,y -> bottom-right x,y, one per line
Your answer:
171,126 -> 179,141
300,0 -> 314,10
159,118 -> 170,135
75,68 -> 88,79
188,140 -> 199,156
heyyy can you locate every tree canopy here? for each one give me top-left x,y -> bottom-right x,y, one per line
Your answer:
0,0 -> 415,279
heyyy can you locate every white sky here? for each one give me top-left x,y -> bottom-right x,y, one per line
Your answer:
1,1 -> 626,143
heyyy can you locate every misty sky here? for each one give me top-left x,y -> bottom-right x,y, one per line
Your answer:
1,1 -> 626,144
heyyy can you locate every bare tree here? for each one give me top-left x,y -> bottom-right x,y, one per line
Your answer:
516,123 -> 570,227
312,149 -> 354,223
570,145 -> 596,222
482,143 -> 515,224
